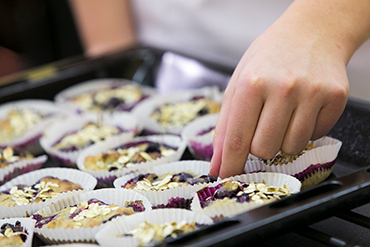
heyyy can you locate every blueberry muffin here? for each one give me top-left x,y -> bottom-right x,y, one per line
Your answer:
151,97 -> 221,127
0,221 -> 28,247
0,176 -> 82,207
0,109 -> 44,142
53,122 -> 123,152
84,141 -> 177,172
71,84 -> 148,112
197,180 -> 291,209
123,172 -> 217,191
32,198 -> 145,229
121,220 -> 199,246
0,147 -> 34,169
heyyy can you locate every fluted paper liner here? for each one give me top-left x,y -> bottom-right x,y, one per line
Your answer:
132,86 -> 223,135
45,245 -> 99,247
32,188 -> 152,244
247,136 -> 342,188
181,114 -> 218,161
77,135 -> 187,187
191,172 -> 301,218
95,208 -> 213,247
40,112 -> 139,167
54,78 -> 157,113
0,99 -> 72,155
113,160 -> 218,206
0,217 -> 36,247
0,168 -> 97,218
0,154 -> 47,186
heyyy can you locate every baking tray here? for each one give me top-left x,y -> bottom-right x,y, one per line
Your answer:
1,47 -> 369,246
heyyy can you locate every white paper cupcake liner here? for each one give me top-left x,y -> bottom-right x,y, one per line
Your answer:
0,168 -> 97,218
54,78 -> 157,114
132,86 -> 223,135
0,217 -> 36,247
40,112 -> 139,168
113,160 -> 218,207
247,136 -> 342,188
77,135 -> 187,188
181,113 -> 218,161
0,154 -> 47,186
95,208 -> 213,247
191,172 -> 301,219
0,99 -> 73,155
32,188 -> 152,244
45,245 -> 99,247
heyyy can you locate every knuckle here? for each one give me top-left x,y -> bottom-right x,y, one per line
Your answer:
250,143 -> 278,160
331,84 -> 349,100
225,134 -> 248,155
280,143 -> 305,156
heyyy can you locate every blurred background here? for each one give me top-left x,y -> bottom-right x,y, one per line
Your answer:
0,0 -> 369,101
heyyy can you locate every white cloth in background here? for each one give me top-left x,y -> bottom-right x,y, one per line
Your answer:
130,0 -> 370,101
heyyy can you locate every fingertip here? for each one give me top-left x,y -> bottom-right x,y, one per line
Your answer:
209,148 -> 221,177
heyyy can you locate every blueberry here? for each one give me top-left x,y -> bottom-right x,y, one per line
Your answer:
144,143 -> 161,153
171,172 -> 194,183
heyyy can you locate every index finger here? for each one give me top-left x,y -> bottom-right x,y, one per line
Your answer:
219,80 -> 263,178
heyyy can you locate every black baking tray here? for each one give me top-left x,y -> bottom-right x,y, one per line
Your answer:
1,47 -> 369,247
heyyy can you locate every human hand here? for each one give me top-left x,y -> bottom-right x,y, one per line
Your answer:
209,19 -> 350,178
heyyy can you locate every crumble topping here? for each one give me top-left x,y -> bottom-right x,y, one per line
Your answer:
53,122 -> 122,151
151,98 -> 221,127
263,143 -> 316,166
123,172 -> 217,191
0,176 -> 82,207
198,180 -> 291,208
32,198 -> 144,229
0,147 -> 33,169
123,220 -> 199,246
84,141 -> 176,172
72,84 -> 144,112
0,109 -> 43,142
0,221 -> 28,246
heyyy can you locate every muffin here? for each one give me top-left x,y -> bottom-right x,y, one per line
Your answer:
0,176 -> 82,208
0,218 -> 35,247
132,87 -> 223,135
0,99 -> 71,155
191,172 -> 301,219
32,188 -> 152,244
95,208 -> 213,247
0,146 -> 47,186
114,161 -> 217,209
32,198 -> 144,230
54,78 -> 156,113
77,135 -> 186,187
0,168 -> 97,218
40,112 -> 138,167
250,136 -> 342,189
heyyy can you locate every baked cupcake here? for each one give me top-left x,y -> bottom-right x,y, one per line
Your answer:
0,146 -> 47,186
132,87 -> 223,135
40,112 -> 139,168
0,218 -> 36,247
0,168 -> 97,218
95,208 -> 213,247
114,161 -> 217,209
0,99 -> 71,155
32,188 -> 152,244
191,172 -> 301,219
54,78 -> 156,113
246,136 -> 342,189
77,135 -> 186,187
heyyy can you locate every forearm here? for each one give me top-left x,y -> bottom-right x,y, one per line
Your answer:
69,0 -> 136,57
272,0 -> 370,64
